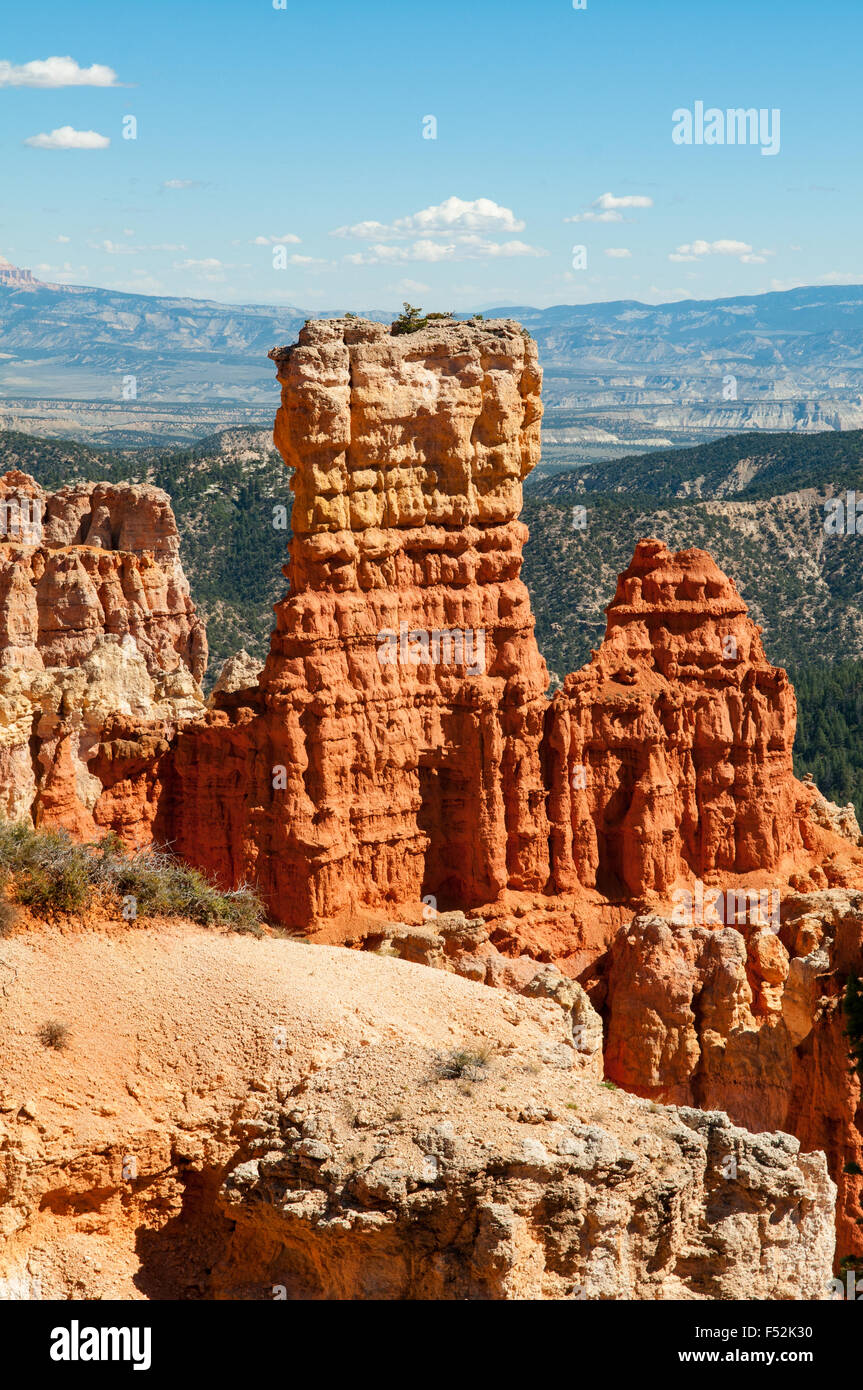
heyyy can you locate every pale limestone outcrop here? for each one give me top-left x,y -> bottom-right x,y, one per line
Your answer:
0,923 -> 836,1300
801,774 -> 862,844
0,471 -> 206,837
207,649 -> 263,705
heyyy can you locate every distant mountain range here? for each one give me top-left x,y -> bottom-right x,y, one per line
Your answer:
1,261 -> 862,453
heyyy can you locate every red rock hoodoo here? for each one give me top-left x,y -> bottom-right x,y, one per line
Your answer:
544,538 -> 802,901
160,318 -> 863,1266
164,319 -> 852,942
167,317 -> 550,922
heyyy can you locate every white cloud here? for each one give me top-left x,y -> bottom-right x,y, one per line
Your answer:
0,56 -> 120,87
90,239 -> 137,256
647,285 -> 692,301
31,260 -> 87,282
331,197 -> 544,264
24,126 -> 109,150
162,179 -> 203,190
397,278 -> 431,294
109,272 -> 166,294
55,234 -> 71,244
333,196 -> 526,241
566,192 -> 652,223
252,232 -> 301,245
285,254 -> 327,266
594,192 -> 653,210
565,209 -> 623,223
91,239 -> 187,255
345,235 -> 546,265
173,257 -> 226,284
669,239 -> 763,264
604,247 -> 632,258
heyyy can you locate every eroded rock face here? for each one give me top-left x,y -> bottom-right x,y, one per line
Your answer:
0,923 -> 836,1300
0,473 -> 206,681
545,539 -> 802,900
207,649 -> 263,704
0,471 -> 206,838
603,893 -> 863,1264
168,318 -> 549,922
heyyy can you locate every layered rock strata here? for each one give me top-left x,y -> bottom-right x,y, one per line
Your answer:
544,538 -> 802,901
168,318 -> 549,921
604,892 -> 863,1263
0,471 -> 206,838
3,320 -> 860,1279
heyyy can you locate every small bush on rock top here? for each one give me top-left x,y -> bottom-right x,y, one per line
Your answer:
391,302 -> 428,335
390,303 -> 455,336
0,820 -> 265,932
38,1020 -> 70,1051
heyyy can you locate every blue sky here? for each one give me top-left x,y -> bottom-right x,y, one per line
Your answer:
1,0 -> 861,311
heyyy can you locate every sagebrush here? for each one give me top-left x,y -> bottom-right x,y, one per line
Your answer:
0,821 -> 264,932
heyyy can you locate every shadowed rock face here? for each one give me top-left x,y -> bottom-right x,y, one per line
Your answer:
602,892 -> 863,1265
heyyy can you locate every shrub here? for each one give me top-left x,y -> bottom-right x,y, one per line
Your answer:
0,821 -> 265,933
38,1020 -> 70,1051
104,848 -> 264,932
391,302 -> 428,335
0,823 -> 97,917
434,1047 -> 490,1081
391,304 -> 457,336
